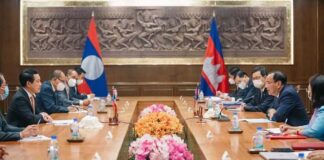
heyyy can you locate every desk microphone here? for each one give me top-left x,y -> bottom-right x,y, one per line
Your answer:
218,107 -> 230,122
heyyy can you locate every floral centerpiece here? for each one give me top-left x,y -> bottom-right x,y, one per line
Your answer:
129,134 -> 193,160
135,112 -> 183,138
139,104 -> 176,118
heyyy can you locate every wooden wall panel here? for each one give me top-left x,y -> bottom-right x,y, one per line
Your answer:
0,0 -> 322,113
319,0 -> 324,74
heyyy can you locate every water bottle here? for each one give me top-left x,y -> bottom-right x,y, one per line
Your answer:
232,112 -> 239,129
106,93 -> 112,103
48,135 -> 59,160
214,103 -> 221,118
199,91 -> 204,101
195,83 -> 200,100
87,105 -> 94,116
112,86 -> 118,100
71,118 -> 79,139
253,127 -> 264,149
298,153 -> 305,160
99,99 -> 106,111
207,97 -> 213,110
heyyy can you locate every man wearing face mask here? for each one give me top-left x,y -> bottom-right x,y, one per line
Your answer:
229,71 -> 256,102
0,75 -> 9,101
265,71 -> 309,126
69,68 -> 93,100
56,69 -> 90,107
75,67 -> 92,95
228,66 -> 240,86
37,70 -> 76,114
0,73 -> 40,141
243,66 -> 274,113
7,69 -> 52,127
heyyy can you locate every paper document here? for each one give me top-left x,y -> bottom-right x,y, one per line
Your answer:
260,152 -> 298,160
69,110 -> 87,113
20,135 -> 50,142
50,119 -> 74,126
239,118 -> 273,123
266,128 -> 282,134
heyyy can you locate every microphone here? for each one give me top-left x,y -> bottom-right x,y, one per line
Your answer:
217,107 -> 230,122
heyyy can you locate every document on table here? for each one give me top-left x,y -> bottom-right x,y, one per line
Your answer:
266,128 -> 282,134
69,110 -> 87,113
50,119 -> 74,126
20,135 -> 51,142
260,152 -> 298,160
239,118 -> 273,123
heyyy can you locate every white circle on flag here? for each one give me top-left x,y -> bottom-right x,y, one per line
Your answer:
81,55 -> 104,80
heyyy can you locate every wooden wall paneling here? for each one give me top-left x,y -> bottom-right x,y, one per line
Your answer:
319,0 -> 324,74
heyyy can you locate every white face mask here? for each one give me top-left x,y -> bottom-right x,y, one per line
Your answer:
237,81 -> 247,90
56,82 -> 66,91
76,79 -> 83,85
253,79 -> 264,89
228,78 -> 235,85
68,78 -> 76,87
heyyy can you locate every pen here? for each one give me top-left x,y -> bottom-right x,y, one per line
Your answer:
37,118 -> 41,125
284,118 -> 288,125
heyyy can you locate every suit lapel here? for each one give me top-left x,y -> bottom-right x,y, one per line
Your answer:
19,88 -> 34,113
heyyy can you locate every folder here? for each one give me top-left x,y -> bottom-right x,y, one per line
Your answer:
268,135 -> 307,140
292,142 -> 324,150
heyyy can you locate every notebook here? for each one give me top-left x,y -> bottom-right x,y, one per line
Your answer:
292,142 -> 324,150
259,152 -> 298,160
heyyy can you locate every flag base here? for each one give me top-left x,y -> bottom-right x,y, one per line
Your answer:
108,117 -> 119,126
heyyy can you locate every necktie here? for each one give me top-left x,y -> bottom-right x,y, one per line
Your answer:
30,96 -> 35,114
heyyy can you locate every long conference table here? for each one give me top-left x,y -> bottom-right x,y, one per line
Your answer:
1,97 -> 318,160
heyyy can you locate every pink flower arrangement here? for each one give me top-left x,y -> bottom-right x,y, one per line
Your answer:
139,104 -> 176,118
161,135 -> 194,160
129,134 -> 193,160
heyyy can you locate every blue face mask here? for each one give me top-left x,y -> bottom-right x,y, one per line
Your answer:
0,86 -> 9,100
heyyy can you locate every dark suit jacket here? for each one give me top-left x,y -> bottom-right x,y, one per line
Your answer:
56,89 -> 80,107
270,85 -> 309,126
242,80 -> 258,104
244,88 -> 274,113
69,86 -> 87,100
37,81 -> 68,114
230,79 -> 256,101
7,88 -> 45,127
0,112 -> 22,141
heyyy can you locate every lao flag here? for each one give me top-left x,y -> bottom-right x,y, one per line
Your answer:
80,13 -> 108,97
200,17 -> 229,96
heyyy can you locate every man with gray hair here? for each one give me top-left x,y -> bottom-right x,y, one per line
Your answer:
55,69 -> 90,107
37,70 -> 76,114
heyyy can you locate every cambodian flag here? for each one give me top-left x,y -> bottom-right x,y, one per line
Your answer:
200,17 -> 229,96
80,13 -> 108,97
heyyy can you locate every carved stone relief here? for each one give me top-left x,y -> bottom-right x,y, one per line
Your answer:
27,7 -> 286,58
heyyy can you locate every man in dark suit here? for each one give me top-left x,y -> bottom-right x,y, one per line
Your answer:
243,66 -> 274,113
56,69 -> 90,107
37,70 -> 76,114
229,71 -> 257,103
70,67 -> 94,99
7,69 -> 52,128
0,73 -> 39,140
266,71 -> 309,126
